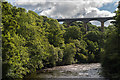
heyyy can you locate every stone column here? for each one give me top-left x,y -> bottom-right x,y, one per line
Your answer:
101,21 -> 104,32
64,21 -> 69,27
65,20 -> 73,27
83,22 -> 88,33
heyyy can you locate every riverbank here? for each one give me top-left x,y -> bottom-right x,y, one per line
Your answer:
24,63 -> 104,79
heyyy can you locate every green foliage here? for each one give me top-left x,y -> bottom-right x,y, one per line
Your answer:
84,31 -> 102,43
75,53 -> 88,63
86,40 -> 100,62
101,1 -> 120,79
2,2 -> 64,79
87,22 -> 99,31
63,43 -> 76,65
84,31 -> 103,62
70,39 -> 88,63
101,31 -> 120,79
44,46 -> 63,67
56,47 -> 63,66
2,28 -> 30,78
44,19 -> 65,47
86,40 -> 99,52
71,39 -> 87,54
64,26 -> 82,43
87,53 -> 95,63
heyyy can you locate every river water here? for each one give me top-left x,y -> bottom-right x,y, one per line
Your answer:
24,63 -> 106,79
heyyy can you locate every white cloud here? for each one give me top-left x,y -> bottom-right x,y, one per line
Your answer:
86,7 -> 115,17
13,0 -> 115,18
12,0 -> 117,26
38,2 -> 115,19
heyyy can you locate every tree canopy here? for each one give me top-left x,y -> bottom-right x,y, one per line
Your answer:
101,1 -> 120,79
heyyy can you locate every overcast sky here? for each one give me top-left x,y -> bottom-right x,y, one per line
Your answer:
7,0 -> 119,26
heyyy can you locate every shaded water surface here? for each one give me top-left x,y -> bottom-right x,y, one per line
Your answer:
25,63 -> 104,79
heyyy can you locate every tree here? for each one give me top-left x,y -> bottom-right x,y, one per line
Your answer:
70,39 -> 88,63
2,2 -> 64,78
84,31 -> 101,43
101,1 -> 120,79
63,43 -> 76,65
44,19 -> 64,47
64,26 -> 82,43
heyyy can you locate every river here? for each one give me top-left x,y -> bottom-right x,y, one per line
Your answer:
24,63 -> 106,79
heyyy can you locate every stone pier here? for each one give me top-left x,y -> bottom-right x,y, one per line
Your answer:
101,21 -> 104,32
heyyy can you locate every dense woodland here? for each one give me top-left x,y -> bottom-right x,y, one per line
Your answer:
1,2 -> 120,79
101,1 -> 120,79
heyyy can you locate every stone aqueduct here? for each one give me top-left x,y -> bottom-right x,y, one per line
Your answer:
57,17 -> 114,32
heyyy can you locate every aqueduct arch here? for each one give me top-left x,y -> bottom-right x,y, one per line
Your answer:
57,17 -> 114,32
